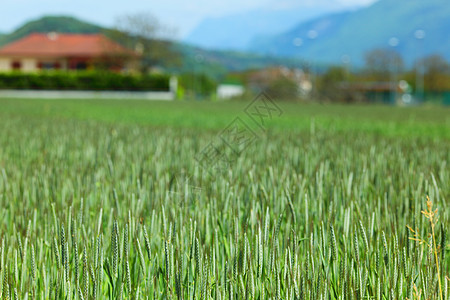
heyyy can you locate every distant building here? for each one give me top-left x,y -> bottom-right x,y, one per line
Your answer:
339,81 -> 413,104
0,32 -> 138,72
247,66 -> 311,96
217,84 -> 245,99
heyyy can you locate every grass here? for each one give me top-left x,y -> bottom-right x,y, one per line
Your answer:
0,97 -> 448,299
0,98 -> 449,138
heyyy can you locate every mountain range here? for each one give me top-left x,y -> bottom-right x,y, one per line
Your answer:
184,1 -> 355,51
249,0 -> 450,65
187,0 -> 450,65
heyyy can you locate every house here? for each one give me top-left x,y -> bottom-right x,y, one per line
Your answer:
247,66 -> 312,97
0,32 -> 138,72
338,80 -> 413,104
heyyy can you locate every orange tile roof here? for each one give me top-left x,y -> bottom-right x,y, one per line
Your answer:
0,33 -> 136,58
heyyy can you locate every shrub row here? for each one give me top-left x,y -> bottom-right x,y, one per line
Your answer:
0,71 -> 170,91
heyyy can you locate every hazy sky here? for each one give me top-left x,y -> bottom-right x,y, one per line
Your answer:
0,0 -> 376,37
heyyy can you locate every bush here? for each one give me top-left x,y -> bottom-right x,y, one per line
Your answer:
0,71 -> 171,91
177,72 -> 217,99
265,77 -> 299,100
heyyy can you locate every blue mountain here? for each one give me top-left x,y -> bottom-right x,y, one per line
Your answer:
249,0 -> 450,65
184,2 -> 349,50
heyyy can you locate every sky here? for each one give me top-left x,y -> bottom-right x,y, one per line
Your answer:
0,0 -> 376,38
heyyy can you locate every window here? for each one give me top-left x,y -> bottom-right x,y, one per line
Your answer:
11,61 -> 21,70
76,62 -> 87,70
69,59 -> 88,70
38,62 -> 59,70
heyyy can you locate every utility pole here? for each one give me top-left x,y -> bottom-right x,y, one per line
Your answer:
414,29 -> 425,102
388,37 -> 399,104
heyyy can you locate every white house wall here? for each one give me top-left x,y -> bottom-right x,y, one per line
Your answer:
22,58 -> 38,71
0,58 -> 11,71
60,59 -> 68,70
0,57 -> 73,72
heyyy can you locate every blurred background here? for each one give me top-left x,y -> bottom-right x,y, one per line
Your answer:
0,0 -> 449,104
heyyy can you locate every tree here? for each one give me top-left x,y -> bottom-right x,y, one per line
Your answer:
416,54 -> 450,92
266,77 -> 299,100
178,72 -> 217,99
318,66 -> 347,101
364,48 -> 404,81
109,12 -> 182,72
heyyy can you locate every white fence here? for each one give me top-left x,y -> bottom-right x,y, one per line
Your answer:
0,90 -> 175,100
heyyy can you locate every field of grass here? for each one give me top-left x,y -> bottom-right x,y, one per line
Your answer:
1,99 -> 450,138
0,98 -> 449,299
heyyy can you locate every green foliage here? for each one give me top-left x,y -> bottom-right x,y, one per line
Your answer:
318,66 -> 351,101
172,43 -> 306,80
177,72 -> 217,98
109,13 -> 182,71
0,71 -> 170,91
364,48 -> 404,80
265,77 -> 299,100
0,16 -> 103,46
418,55 -> 450,92
0,99 -> 448,298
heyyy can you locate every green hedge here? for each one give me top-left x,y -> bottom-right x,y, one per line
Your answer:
0,71 -> 170,91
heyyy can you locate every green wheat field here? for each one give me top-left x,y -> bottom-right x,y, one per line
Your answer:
0,98 -> 449,299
